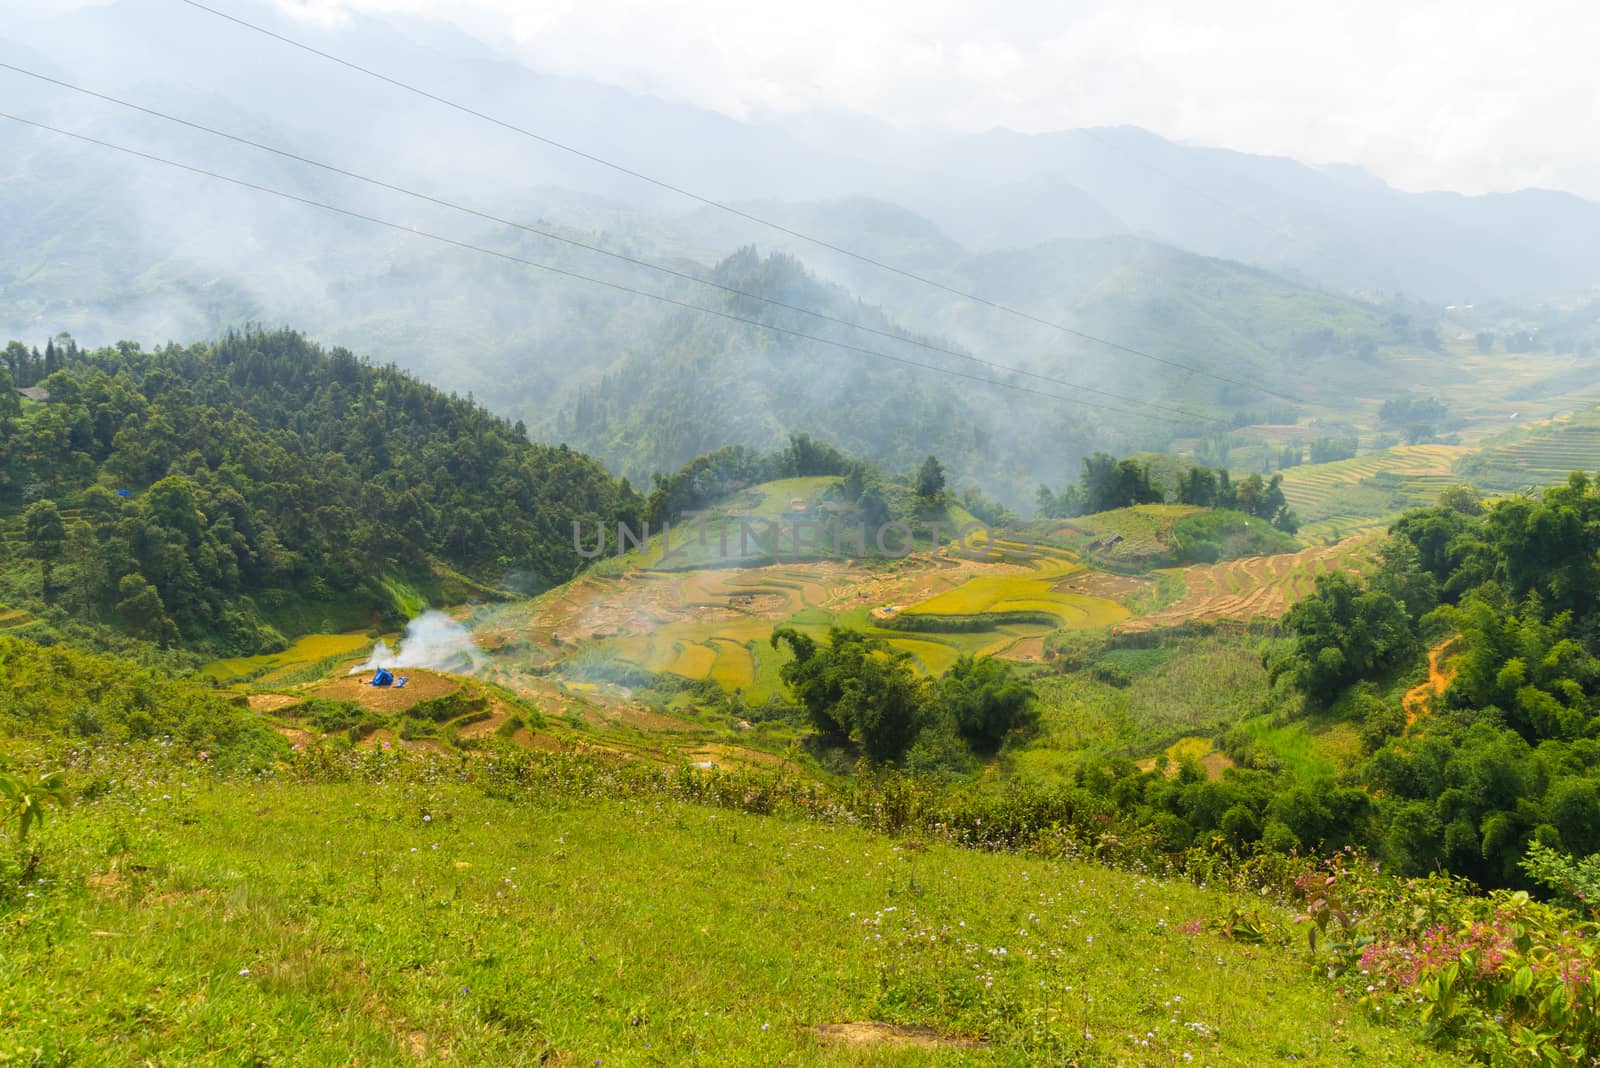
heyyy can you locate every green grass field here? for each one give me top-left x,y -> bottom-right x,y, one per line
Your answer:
2,760 -> 1461,1066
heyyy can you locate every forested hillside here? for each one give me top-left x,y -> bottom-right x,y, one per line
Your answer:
0,328 -> 638,658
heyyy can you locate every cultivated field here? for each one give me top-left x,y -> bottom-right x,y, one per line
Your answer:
1120,537 -> 1377,632
1277,445 -> 1467,542
474,534 -> 1130,699
1457,407 -> 1600,492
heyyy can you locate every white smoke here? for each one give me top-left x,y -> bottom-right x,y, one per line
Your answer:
349,611 -> 483,675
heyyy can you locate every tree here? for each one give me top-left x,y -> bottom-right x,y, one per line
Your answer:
934,656 -> 1035,751
771,626 -> 926,761
22,499 -> 66,593
1437,484 -> 1484,516
916,455 -> 946,501
115,573 -> 176,645
1278,572 -> 1416,703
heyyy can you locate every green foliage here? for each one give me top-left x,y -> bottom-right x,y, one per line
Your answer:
2,747 -> 1454,1065
1080,451 -> 1163,513
1521,842 -> 1600,917
1308,437 -> 1357,464
1290,849 -> 1600,1067
1276,572 -> 1416,702
932,655 -> 1037,752
1379,396 -> 1449,431
1169,508 -> 1299,563
0,754 -> 66,845
1040,450 -> 1299,533
770,626 -> 924,760
0,634 -> 282,767
0,328 -> 638,656
914,453 -> 946,500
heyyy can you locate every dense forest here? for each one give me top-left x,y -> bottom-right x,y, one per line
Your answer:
0,329 -> 639,657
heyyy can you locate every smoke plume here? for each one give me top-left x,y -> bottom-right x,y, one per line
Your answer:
350,611 -> 483,675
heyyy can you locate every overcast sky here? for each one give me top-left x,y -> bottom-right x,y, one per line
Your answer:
11,0 -> 1600,199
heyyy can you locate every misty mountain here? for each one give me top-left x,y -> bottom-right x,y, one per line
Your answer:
1,0 -> 1589,503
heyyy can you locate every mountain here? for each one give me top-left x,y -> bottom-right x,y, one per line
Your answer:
5,0 -> 1599,322
3,0 -> 1597,504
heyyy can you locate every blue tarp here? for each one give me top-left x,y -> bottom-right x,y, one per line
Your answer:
370,667 -> 394,687
115,489 -> 132,498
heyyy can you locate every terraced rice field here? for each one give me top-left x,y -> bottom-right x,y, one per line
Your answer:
1277,445 -> 1467,541
1120,537 -> 1377,632
902,543 -> 1129,628
478,537 -> 1127,697
200,631 -> 375,684
1458,412 -> 1600,492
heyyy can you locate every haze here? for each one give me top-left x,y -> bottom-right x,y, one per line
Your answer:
8,0 -> 1597,198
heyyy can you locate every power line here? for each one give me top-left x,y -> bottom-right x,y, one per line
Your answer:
177,0 -> 1302,406
0,62 -> 1222,425
0,111 -> 1205,427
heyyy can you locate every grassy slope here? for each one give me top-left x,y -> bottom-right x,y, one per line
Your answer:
4,772 -> 1460,1067
1034,505 -> 1298,570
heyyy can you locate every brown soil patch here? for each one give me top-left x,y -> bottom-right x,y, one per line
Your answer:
1053,568 -> 1149,600
248,693 -> 302,712
997,635 -> 1045,663
86,871 -> 123,895
1404,637 -> 1458,727
275,726 -> 315,748
404,1031 -> 428,1059
1135,749 -> 1235,781
512,729 -> 562,751
359,728 -> 398,749
145,887 -> 216,907
814,1022 -> 986,1049
686,743 -> 791,769
311,669 -> 460,714
1201,750 -> 1236,779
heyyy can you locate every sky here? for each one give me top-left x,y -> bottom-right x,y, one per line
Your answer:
6,0 -> 1599,199
273,0 -> 1600,199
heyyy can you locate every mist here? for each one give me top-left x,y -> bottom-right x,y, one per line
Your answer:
4,0 -> 1600,506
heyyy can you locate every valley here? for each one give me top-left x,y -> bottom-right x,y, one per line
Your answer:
5,4 -> 1600,1057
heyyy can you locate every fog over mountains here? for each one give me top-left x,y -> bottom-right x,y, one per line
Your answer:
3,0 -> 1599,495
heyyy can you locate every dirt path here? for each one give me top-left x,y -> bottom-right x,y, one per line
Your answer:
1403,637 -> 1457,726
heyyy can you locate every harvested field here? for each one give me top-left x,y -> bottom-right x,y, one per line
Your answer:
1135,736 -> 1235,781
310,669 -> 460,714
201,631 -> 374,683
1121,537 -> 1376,632
246,693 -> 302,713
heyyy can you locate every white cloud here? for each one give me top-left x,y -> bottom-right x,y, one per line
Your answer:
18,0 -> 1599,197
